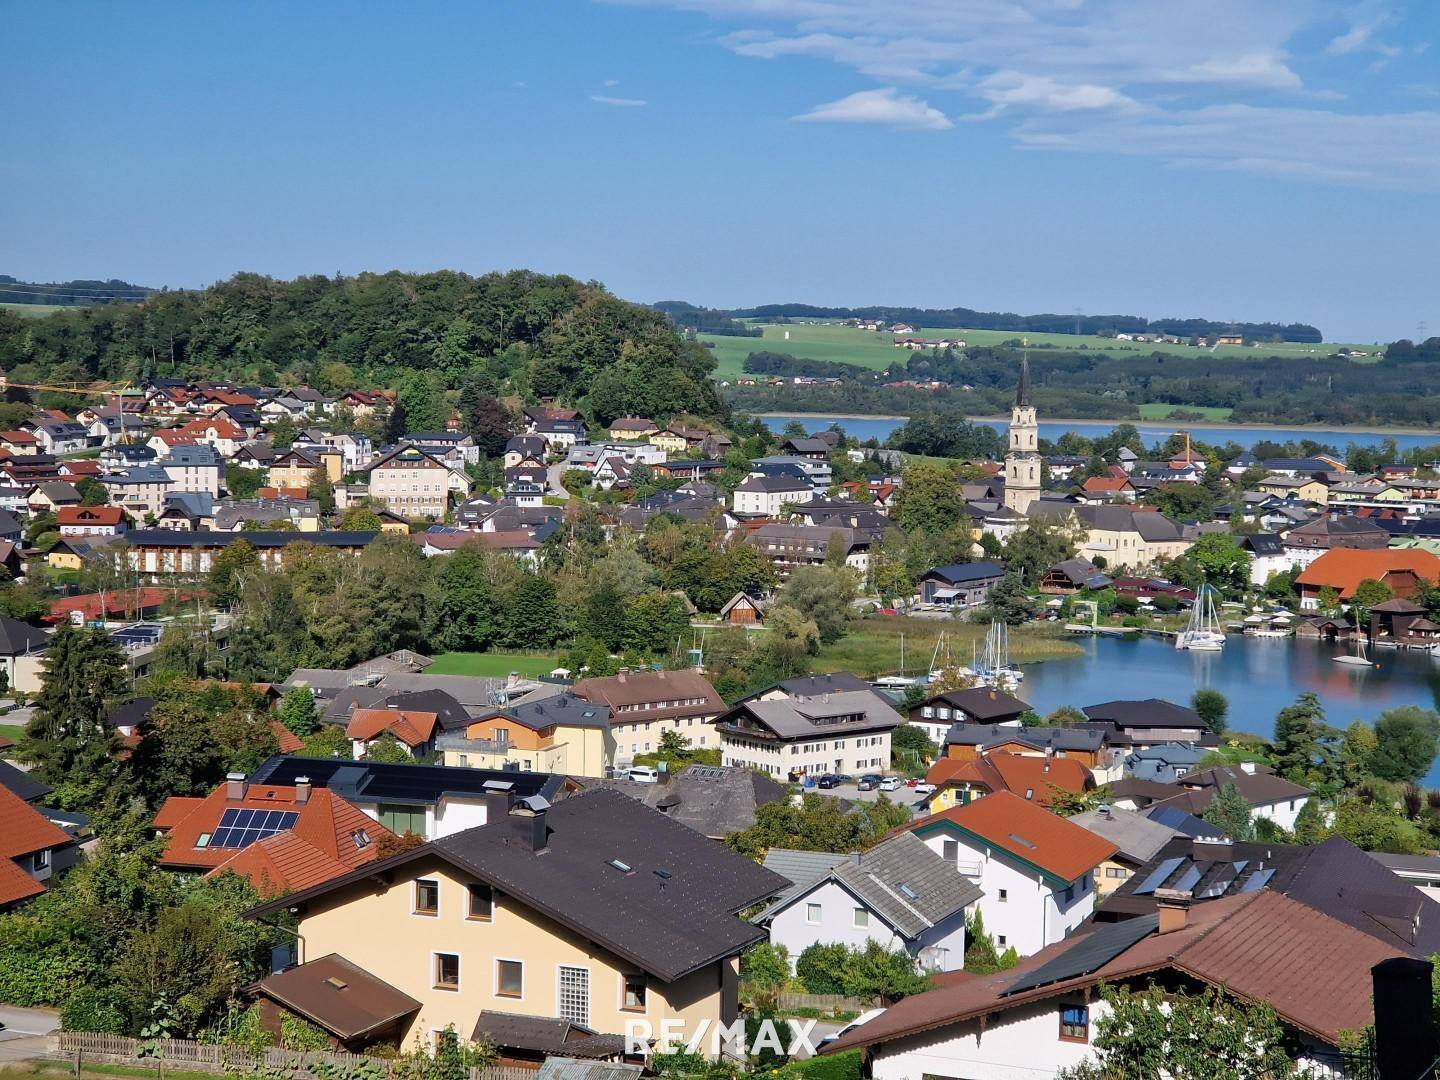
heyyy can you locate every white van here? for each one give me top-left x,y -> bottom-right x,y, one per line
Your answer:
627,766 -> 660,784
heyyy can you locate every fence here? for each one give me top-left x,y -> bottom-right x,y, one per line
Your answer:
54,1032 -> 536,1080
774,992 -> 876,1014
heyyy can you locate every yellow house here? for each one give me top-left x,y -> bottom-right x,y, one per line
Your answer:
648,428 -> 688,455
246,790 -> 785,1058
267,448 -> 328,492
1257,474 -> 1330,505
608,418 -> 659,441
439,694 -> 616,778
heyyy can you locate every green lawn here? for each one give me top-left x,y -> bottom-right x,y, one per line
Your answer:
701,320 -> 1373,381
426,651 -> 561,678
1137,403 -> 1235,421
0,723 -> 24,744
0,302 -> 72,318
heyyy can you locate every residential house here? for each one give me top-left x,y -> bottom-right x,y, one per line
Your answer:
572,669 -> 725,766
1369,852 -> 1440,901
268,447 -> 330,492
607,418 -> 658,441
0,783 -> 76,910
898,792 -> 1116,957
825,887 -> 1420,1080
908,687 -> 1029,748
366,444 -> 459,520
157,491 -> 217,531
1078,475 -> 1135,502
1067,806 -> 1183,895
752,454 -> 832,488
591,764 -> 787,840
1080,698 -> 1216,750
437,692 -> 615,777
1164,762 -> 1311,831
781,437 -> 832,461
1123,741 -> 1209,783
57,505 -> 127,537
1258,473 -> 1331,504
1038,558 -> 1112,595
921,751 -> 1094,812
347,708 -> 439,760
0,430 -> 40,455
717,591 -> 767,627
339,389 -> 393,420
406,431 -> 479,467
711,672 -> 902,780
758,833 -> 983,973
731,475 -> 814,517
244,789 -> 788,1057
26,419 -> 90,455
0,615 -> 48,706
1295,547 -> 1440,610
160,443 -> 225,498
1240,532 -> 1293,586
940,724 -> 1118,780
1281,514 -> 1389,569
152,772 -> 396,893
1028,503 -> 1190,572
533,416 -> 586,451
504,436 -> 548,469
101,465 -> 173,519
28,480 -> 82,513
917,562 -> 1005,606
172,416 -> 247,456
125,529 -> 378,575
214,496 -> 321,532
743,523 -> 879,576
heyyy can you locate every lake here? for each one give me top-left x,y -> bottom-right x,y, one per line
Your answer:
761,414 -> 1440,455
1015,633 -> 1440,784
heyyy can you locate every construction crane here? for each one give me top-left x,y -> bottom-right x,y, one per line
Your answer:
0,373 -> 140,443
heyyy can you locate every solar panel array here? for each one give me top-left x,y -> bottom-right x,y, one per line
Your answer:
1134,853 -> 1280,899
1133,857 -> 1185,896
111,623 -> 164,647
211,808 -> 299,848
1003,915 -> 1159,996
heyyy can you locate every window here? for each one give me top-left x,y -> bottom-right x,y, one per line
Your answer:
806,903 -> 822,924
558,966 -> 590,1026
195,832 -> 212,849
997,935 -> 1007,946
1106,867 -> 1129,878
379,803 -> 426,837
468,883 -> 493,920
853,908 -> 869,929
33,848 -> 50,871
497,960 -> 523,998
942,839 -> 959,864
622,973 -> 647,1012
1059,1005 -> 1089,1042
434,953 -> 460,991
414,878 -> 439,915
998,889 -> 1008,902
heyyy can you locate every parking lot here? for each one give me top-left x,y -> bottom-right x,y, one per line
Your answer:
804,778 -> 931,815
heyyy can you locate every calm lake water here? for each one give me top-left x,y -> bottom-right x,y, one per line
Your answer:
762,414 -> 1440,454
1017,634 -> 1440,784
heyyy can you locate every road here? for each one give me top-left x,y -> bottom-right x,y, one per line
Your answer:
546,461 -> 570,499
0,1005 -> 58,1064
808,780 -> 929,814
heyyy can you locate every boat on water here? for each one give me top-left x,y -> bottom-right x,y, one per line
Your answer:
1176,583 -> 1226,651
1333,616 -> 1375,667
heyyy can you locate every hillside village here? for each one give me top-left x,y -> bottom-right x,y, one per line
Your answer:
1,344 -> 1440,1080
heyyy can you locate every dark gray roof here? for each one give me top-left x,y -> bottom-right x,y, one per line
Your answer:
921,687 -> 1029,722
831,833 -> 983,937
536,1059 -> 642,1080
589,764 -> 788,839
1083,698 -> 1204,730
0,759 -> 52,803
250,754 -> 569,807
125,528 -> 378,549
472,1012 -> 624,1060
761,849 -> 849,908
735,474 -> 812,493
0,615 -> 48,656
921,562 -> 1005,585
720,688 -> 903,741
944,722 -> 1107,754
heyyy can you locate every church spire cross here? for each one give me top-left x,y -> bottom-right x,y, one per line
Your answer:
1015,339 -> 1031,408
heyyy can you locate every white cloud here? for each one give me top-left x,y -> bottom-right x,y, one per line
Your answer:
603,78 -> 621,86
795,87 -> 953,129
980,71 -> 1138,112
591,94 -> 648,106
1184,52 -> 1302,90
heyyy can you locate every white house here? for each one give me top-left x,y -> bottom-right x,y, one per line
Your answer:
1165,762 -> 1311,832
759,834 -> 983,974
713,672 -> 902,780
901,791 -> 1116,957
731,474 -> 815,517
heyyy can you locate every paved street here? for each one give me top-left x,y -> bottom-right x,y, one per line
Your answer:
807,780 -> 930,814
0,1005 -> 59,1064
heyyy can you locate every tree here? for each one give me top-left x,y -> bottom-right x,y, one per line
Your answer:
1350,577 -> 1393,623
1002,521 -> 1078,586
981,572 -> 1034,626
393,371 -> 448,434
1371,706 -> 1440,784
1045,705 -> 1088,725
892,462 -> 968,535
1339,720 -> 1378,786
207,539 -> 259,608
504,573 -> 560,647
795,943 -> 848,995
19,624 -> 130,810
362,731 -> 412,763
891,723 -> 938,763
1144,483 -> 1215,523
1202,782 -> 1254,841
1190,688 -> 1229,736
437,547 -> 498,652
463,393 -> 513,459
1179,534 -> 1250,598
339,506 -> 383,530
725,794 -> 909,859
1057,984 -> 1297,1080
778,564 -> 857,644
277,686 -> 318,739
1272,692 -> 1338,790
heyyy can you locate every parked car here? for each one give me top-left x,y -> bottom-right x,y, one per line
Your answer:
833,774 -> 854,785
857,774 -> 882,791
816,774 -> 840,789
815,1009 -> 886,1052
913,782 -> 936,796
879,775 -> 903,791
627,766 -> 660,784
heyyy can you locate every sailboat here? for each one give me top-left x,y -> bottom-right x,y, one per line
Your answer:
1175,583 -> 1225,651
1332,614 -> 1375,667
984,620 -> 1025,687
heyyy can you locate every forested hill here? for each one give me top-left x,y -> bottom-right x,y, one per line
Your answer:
0,270 -> 724,424
0,275 -> 154,307
664,300 -> 1322,343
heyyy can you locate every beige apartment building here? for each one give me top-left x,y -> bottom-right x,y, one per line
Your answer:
366,445 -> 457,519
571,669 -> 725,766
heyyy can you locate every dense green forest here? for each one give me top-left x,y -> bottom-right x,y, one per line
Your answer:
668,300 -> 1323,342
0,271 -> 725,425
726,338 -> 1440,427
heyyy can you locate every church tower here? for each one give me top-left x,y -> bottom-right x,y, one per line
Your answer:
1004,345 -> 1041,515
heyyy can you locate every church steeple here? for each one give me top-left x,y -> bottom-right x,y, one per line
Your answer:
1004,340 -> 1041,515
1015,347 -> 1030,407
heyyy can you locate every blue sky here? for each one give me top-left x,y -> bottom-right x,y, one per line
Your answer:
3,0 -> 1437,342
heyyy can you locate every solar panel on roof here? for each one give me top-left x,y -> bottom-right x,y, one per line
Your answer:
1003,915 -> 1158,996
210,807 -> 298,848
1172,863 -> 1202,893
1133,856 -> 1185,896
1195,860 -> 1245,899
1241,867 -> 1276,892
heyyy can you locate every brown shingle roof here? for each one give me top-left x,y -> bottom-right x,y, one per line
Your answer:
828,890 -> 1405,1054
251,954 -> 420,1041
899,790 -> 1117,884
346,708 -> 438,748
572,669 -> 723,720
924,752 -> 1093,807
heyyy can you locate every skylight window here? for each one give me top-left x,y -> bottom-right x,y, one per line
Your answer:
608,859 -> 633,873
1007,833 -> 1037,849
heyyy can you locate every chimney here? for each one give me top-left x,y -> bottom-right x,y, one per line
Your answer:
510,797 -> 551,853
226,772 -> 247,801
1153,888 -> 1192,934
294,776 -> 311,805
1373,957 -> 1437,1079
616,671 -> 627,683
1239,761 -> 1257,774
850,851 -> 861,866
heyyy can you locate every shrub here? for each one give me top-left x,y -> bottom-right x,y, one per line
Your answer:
60,987 -> 130,1034
796,943 -> 848,995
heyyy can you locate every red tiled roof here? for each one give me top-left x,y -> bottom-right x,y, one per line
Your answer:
47,588 -> 199,623
177,417 -> 245,440
828,890 -> 1406,1054
0,784 -> 71,906
60,460 -> 101,477
1082,476 -> 1132,492
0,431 -> 38,444
206,831 -> 353,896
155,782 -> 396,883
57,506 -> 125,526
900,790 -> 1117,883
346,708 -> 438,748
925,752 -> 1092,807
271,720 -> 304,754
1295,548 -> 1440,598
